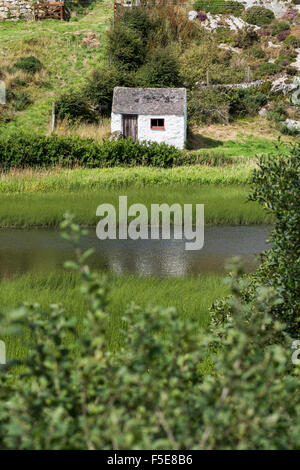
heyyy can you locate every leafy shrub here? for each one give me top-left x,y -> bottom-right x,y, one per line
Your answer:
180,42 -> 233,87
57,67 -> 134,121
118,7 -> 154,41
275,55 -> 294,67
286,66 -> 298,76
14,56 -> 43,74
254,62 -> 284,78
56,92 -> 97,123
234,27 -> 258,48
277,30 -> 290,42
244,6 -> 275,26
107,23 -> 146,71
194,0 -> 244,16
188,88 -> 230,125
284,35 -> 300,48
13,91 -> 33,111
84,66 -> 133,117
0,135 -> 182,169
250,46 -> 266,59
214,27 -> 236,45
136,48 -> 181,87
227,88 -> 267,117
211,145 -> 300,340
266,104 -> 287,122
249,146 -> 300,335
271,22 -> 290,36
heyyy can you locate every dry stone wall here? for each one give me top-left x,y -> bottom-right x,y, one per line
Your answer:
0,0 -> 34,21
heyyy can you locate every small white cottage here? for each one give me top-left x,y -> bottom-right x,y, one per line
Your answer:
111,87 -> 187,149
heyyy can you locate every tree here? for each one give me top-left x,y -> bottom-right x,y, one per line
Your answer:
136,48 -> 181,88
107,24 -> 146,71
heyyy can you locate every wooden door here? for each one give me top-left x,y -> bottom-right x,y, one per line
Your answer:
123,114 -> 138,141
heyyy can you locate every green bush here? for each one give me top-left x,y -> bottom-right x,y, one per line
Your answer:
193,0 -> 244,16
188,89 -> 230,125
84,66 -> 134,117
244,6 -> 275,26
5,89 -> 33,111
118,7 -> 154,42
271,22 -> 290,36
283,35 -> 300,49
254,62 -> 284,78
136,48 -> 181,88
275,55 -> 295,67
14,56 -> 43,74
249,146 -> 300,335
57,67 -> 134,121
266,104 -> 287,122
233,27 -> 258,49
107,23 -> 146,71
0,135 -> 182,169
13,91 -> 33,111
211,145 -> 300,338
250,46 -> 266,59
56,92 -> 97,123
228,88 -> 268,117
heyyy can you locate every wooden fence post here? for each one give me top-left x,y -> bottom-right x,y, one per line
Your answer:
206,70 -> 210,87
51,101 -> 56,133
245,66 -> 251,83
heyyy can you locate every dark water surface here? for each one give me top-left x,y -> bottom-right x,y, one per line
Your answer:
0,226 -> 272,278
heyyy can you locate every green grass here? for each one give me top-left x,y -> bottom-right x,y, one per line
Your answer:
0,184 -> 272,227
0,164 -> 252,192
215,136 -> 291,158
191,135 -> 292,158
0,270 -> 229,362
0,164 -> 273,227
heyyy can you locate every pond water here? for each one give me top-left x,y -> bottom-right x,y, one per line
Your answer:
0,226 -> 272,278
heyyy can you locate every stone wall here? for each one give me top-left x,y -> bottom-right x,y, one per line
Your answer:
0,0 -> 34,21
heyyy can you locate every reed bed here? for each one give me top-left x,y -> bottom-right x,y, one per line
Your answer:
0,270 -> 229,362
0,184 -> 273,227
0,164 -> 254,193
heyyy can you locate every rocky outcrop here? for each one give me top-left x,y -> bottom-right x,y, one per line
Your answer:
0,0 -> 34,21
284,119 -> 300,132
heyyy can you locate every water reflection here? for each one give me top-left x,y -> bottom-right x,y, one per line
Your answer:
0,226 -> 272,278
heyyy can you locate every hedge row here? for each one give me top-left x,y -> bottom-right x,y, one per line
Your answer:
0,135 -> 182,169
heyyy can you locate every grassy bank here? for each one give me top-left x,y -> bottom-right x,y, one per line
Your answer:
0,270 -> 228,362
0,165 -> 253,192
0,184 -> 272,227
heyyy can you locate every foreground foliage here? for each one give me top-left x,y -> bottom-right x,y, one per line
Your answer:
0,216 -> 299,449
0,145 -> 299,449
211,145 -> 300,337
250,145 -> 300,335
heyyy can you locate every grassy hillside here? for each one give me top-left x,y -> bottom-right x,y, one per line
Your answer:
0,1 -> 112,134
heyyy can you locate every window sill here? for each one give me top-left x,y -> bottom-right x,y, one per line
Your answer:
151,127 -> 165,130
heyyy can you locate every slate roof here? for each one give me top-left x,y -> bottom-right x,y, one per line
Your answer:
112,87 -> 186,116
